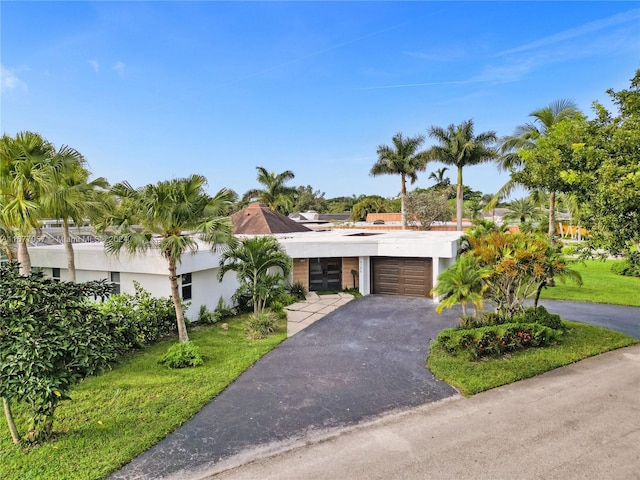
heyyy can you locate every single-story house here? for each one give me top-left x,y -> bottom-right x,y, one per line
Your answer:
26,205 -> 463,319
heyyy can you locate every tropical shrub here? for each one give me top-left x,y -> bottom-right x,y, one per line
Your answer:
213,296 -> 236,320
464,231 -> 582,317
610,252 -> 640,278
98,281 -> 177,349
458,307 -> 563,331
432,254 -> 490,317
219,236 -> 292,313
289,281 -> 307,300
159,341 -> 204,369
197,304 -> 218,325
514,306 -> 564,330
268,301 -> 289,321
436,323 -> 561,360
245,310 -> 278,339
0,263 -> 117,444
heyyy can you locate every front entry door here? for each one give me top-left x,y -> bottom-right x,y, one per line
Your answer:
309,258 -> 342,291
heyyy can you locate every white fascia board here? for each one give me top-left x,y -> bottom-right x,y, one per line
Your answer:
28,241 -> 226,276
276,230 -> 463,260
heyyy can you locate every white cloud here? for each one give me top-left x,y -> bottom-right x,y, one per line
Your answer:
112,61 -> 126,76
89,59 -> 100,73
496,8 -> 640,57
1,65 -> 28,93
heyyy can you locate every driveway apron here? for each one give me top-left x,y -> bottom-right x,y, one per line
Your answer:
110,295 -> 460,480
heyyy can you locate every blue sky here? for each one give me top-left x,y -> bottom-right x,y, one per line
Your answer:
2,1 -> 639,200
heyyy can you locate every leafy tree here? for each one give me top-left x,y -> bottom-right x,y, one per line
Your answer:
0,263 -> 116,444
569,71 -> 640,271
0,132 -> 60,274
103,174 -> 235,343
41,147 -> 109,282
293,185 -> 328,213
350,195 -> 387,222
426,120 -> 498,231
432,254 -> 489,316
405,189 -> 453,230
243,166 -> 297,214
370,132 -> 428,230
218,236 -> 291,313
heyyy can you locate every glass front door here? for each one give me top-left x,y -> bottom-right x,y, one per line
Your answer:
309,257 -> 342,291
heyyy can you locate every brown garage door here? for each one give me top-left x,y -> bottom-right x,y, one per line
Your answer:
371,257 -> 433,297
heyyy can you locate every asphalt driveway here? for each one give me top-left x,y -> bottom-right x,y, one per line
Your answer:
538,299 -> 640,339
110,295 -> 460,480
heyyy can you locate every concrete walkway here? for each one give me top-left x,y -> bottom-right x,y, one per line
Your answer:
285,292 -> 354,337
215,344 -> 640,480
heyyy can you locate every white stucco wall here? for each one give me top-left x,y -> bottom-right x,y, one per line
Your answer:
28,243 -> 240,321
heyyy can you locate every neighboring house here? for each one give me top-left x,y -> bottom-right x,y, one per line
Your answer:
289,211 -> 352,229
27,204 -> 463,319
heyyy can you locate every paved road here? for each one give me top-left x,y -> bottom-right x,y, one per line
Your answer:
215,344 -> 640,480
110,296 -> 460,480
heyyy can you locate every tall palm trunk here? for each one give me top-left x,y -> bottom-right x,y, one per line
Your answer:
168,258 -> 189,343
63,219 -> 76,282
3,397 -> 20,444
456,166 -> 464,231
17,237 -> 31,275
548,191 -> 556,243
400,174 -> 407,230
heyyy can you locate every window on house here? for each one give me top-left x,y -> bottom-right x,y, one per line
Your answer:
52,268 -> 60,281
181,273 -> 192,300
110,271 -> 120,294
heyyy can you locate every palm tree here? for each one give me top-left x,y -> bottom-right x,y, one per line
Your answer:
502,197 -> 544,225
370,132 -> 428,230
0,131 -> 61,274
428,167 -> 450,188
218,236 -> 291,313
104,174 -> 236,343
426,120 -> 498,231
431,254 -> 489,317
41,146 -> 110,282
495,100 -> 579,240
244,167 -> 297,214
0,221 -> 16,262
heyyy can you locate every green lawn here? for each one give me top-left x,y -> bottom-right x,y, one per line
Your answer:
0,316 -> 286,480
541,259 -> 640,306
428,321 -> 638,396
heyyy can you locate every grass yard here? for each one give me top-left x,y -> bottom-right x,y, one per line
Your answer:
541,259 -> 640,306
0,316 -> 286,480
427,321 -> 638,396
